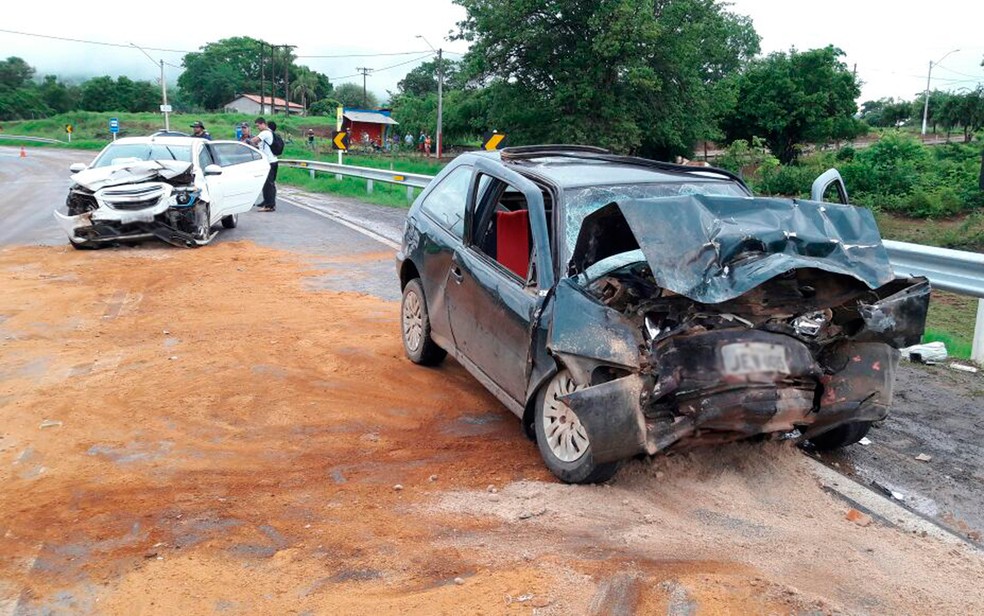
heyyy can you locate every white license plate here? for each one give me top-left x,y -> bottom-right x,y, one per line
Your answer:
721,342 -> 790,375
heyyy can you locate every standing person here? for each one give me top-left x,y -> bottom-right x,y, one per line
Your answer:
238,122 -> 252,143
424,134 -> 432,158
418,131 -> 426,155
404,132 -> 413,149
307,129 -> 315,149
190,121 -> 211,140
250,117 -> 278,212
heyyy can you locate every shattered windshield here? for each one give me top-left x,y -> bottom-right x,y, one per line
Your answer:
563,181 -> 747,260
93,143 -> 193,168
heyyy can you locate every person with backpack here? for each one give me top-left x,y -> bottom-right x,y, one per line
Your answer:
250,117 -> 281,212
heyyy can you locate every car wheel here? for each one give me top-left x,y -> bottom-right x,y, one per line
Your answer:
196,204 -> 212,241
808,421 -> 873,451
221,214 -> 238,229
534,369 -> 620,484
401,278 -> 446,366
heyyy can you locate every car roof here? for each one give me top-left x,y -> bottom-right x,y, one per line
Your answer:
461,146 -> 747,191
108,135 -> 202,146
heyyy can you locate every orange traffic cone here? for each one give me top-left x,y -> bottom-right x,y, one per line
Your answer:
19,147 -> 26,158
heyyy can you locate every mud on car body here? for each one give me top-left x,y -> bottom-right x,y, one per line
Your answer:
396,146 -> 929,484
55,136 -> 268,249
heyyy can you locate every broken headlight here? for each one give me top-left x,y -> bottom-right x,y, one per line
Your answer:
172,188 -> 200,207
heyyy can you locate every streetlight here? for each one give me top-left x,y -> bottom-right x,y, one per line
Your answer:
921,48 -> 960,136
416,35 -> 443,159
130,43 -> 171,131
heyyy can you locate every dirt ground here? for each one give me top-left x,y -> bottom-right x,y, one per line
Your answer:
1,242 -> 982,615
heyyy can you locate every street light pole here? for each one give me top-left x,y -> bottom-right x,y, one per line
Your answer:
417,36 -> 443,159
131,43 -> 170,131
921,48 -> 959,136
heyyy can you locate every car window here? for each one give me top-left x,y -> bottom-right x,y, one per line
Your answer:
471,175 -> 538,286
211,143 -> 261,167
419,166 -> 472,238
93,143 -> 192,167
563,181 -> 747,259
198,145 -> 216,169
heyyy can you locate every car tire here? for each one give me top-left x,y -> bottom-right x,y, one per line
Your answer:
221,214 -> 238,229
808,421 -> 873,451
196,204 -> 212,241
401,278 -> 446,366
534,369 -> 620,484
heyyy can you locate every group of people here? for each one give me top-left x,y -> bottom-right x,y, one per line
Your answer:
189,118 -> 279,212
404,131 -> 434,156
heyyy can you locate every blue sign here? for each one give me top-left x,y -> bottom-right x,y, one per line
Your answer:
109,118 -> 119,134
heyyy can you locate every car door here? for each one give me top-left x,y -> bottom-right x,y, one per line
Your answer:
444,159 -> 554,404
208,142 -> 268,216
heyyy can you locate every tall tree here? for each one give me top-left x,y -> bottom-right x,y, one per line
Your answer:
291,67 -> 321,114
0,57 -> 34,90
452,0 -> 758,156
723,45 -> 863,163
179,37 -> 266,109
334,82 -> 378,109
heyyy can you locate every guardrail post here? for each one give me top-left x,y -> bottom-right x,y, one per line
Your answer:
367,179 -> 374,194
973,299 -> 984,364
309,169 -> 315,180
407,186 -> 414,203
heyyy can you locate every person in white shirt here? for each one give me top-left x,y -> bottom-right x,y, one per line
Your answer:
250,117 -> 278,212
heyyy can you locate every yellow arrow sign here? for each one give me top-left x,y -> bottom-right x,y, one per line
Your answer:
483,132 -> 506,151
333,131 -> 350,150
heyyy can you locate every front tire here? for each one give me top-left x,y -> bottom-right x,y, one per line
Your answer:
808,421 -> 873,451
534,369 -> 620,484
401,278 -> 446,366
221,214 -> 238,229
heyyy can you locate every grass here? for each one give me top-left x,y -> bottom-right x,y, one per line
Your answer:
278,167 -> 422,209
924,290 -> 979,360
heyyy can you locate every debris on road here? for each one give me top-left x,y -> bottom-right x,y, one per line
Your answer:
38,420 -> 62,429
915,453 -> 933,462
900,341 -> 948,364
845,508 -> 873,527
393,484 -> 403,491
859,437 -> 872,446
949,363 -> 979,374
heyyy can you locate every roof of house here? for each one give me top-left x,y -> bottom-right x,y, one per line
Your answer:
343,110 -> 399,125
230,94 -> 304,111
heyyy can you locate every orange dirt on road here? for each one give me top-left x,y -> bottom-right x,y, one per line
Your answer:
1,242 -> 981,615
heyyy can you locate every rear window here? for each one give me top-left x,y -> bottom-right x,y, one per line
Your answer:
93,143 -> 192,167
563,181 -> 747,258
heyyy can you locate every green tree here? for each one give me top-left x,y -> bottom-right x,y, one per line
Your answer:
291,67 -> 321,114
38,75 -> 79,114
396,59 -> 461,97
334,82 -> 378,109
452,0 -> 758,157
0,57 -> 34,90
180,37 -> 265,109
723,46 -> 862,163
308,97 -> 342,117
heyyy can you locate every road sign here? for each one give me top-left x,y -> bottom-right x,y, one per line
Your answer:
336,106 -> 343,131
332,131 -> 350,151
109,118 -> 119,134
65,124 -> 73,134
160,104 -> 172,113
482,131 -> 506,151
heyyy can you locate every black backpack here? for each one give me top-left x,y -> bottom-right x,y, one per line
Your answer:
270,130 -> 285,156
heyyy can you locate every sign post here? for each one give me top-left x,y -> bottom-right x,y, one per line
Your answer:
65,124 -> 73,143
336,106 -> 344,166
482,131 -> 506,151
109,118 -> 119,141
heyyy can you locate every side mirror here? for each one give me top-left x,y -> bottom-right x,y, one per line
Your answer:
204,164 -> 223,176
69,163 -> 87,173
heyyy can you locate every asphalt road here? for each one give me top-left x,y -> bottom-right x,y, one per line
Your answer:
2,145 -> 981,544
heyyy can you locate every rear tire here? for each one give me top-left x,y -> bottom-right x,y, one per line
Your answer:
401,278 -> 446,366
809,421 -> 873,451
534,369 -> 620,484
221,214 -> 238,229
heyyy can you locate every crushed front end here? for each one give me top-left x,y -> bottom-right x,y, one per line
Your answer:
550,195 -> 930,463
55,161 -> 211,248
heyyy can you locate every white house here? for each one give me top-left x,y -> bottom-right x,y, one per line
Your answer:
223,94 -> 304,116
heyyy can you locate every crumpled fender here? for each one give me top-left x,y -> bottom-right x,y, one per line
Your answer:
546,278 -> 641,385
559,373 -> 647,464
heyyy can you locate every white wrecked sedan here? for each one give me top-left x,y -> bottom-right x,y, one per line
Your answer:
55,135 -> 269,249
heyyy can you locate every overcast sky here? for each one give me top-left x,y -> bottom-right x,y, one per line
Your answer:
1,0 -> 982,104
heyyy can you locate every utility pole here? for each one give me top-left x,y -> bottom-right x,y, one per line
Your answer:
160,60 -> 170,131
922,49 -> 960,136
283,44 -> 296,119
416,36 -> 444,159
357,67 -> 372,108
260,42 -> 266,115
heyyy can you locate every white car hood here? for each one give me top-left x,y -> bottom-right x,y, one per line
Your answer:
73,160 -> 194,191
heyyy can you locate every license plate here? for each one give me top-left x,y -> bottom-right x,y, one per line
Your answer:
721,342 -> 790,375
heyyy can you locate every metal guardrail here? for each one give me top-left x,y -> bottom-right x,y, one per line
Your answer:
281,157 -> 983,363
0,135 -> 66,145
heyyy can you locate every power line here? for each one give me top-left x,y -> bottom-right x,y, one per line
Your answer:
0,27 -> 190,53
328,52 -> 435,82
934,63 -> 984,79
297,49 -> 431,58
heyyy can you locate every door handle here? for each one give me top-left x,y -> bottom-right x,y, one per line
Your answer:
450,265 -> 464,283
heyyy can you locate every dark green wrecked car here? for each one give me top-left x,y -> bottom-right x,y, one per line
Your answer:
396,146 -> 929,484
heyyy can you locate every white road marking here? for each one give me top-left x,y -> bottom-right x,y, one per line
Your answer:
281,197 -> 401,250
